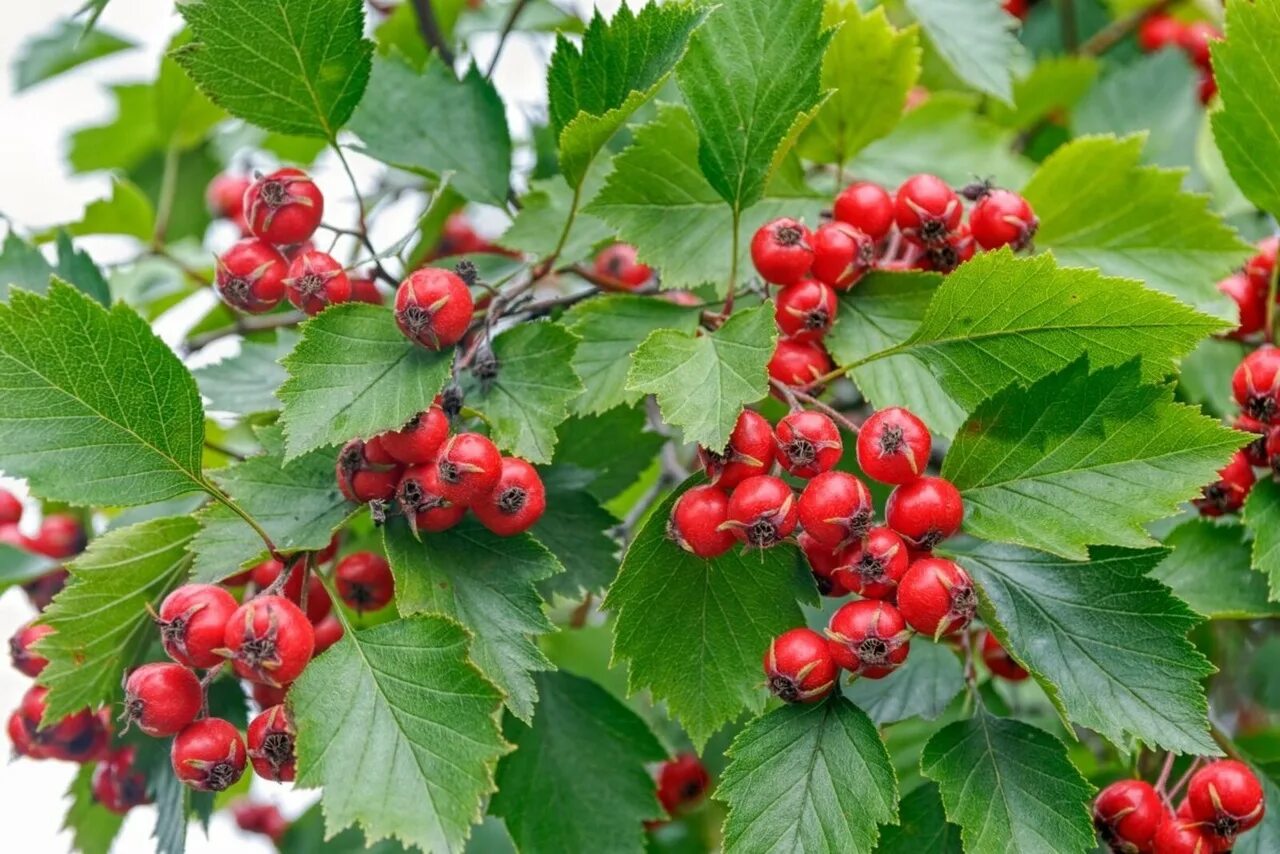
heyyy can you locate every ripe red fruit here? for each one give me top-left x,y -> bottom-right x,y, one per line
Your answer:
471,457 -> 547,536
1246,237 -> 1278,293
222,595 -> 315,686
918,224 -> 976,273
895,174 -> 962,246
885,476 -> 964,549
396,462 -> 465,533
825,599 -> 911,678
250,681 -> 289,711
0,488 -> 22,525
723,475 -> 798,548
751,218 -> 814,285
799,531 -> 851,596
432,212 -> 487,258
171,717 -> 247,792
247,704 -> 296,782
1236,415 -> 1270,467
336,438 -> 403,503
244,168 -> 324,246
1153,816 -> 1216,854
797,471 -> 873,549
656,753 -> 710,815
10,621 -> 53,677
1233,347 -> 1280,423
7,708 -> 45,759
207,174 -> 251,221
1179,21 -> 1219,68
1093,779 -> 1164,854
249,559 -> 332,624
980,630 -> 1028,682
157,583 -> 239,669
775,280 -> 837,342
122,662 -> 203,737
380,407 -> 450,464
23,568 -> 69,611
832,526 -> 909,600
1218,273 -> 1267,339
833,181 -> 895,241
284,249 -> 350,316
1138,12 -> 1185,52
1194,450 -> 1256,517
394,268 -> 474,349
768,339 -> 833,388
897,558 -> 977,638
1187,760 -> 1265,838
698,410 -> 775,488
232,801 -> 289,842
335,552 -> 395,613
809,222 -> 875,290
594,243 -> 652,289
349,276 -> 384,304
775,410 -> 842,478
968,190 -> 1038,251
763,628 -> 839,703
312,613 -> 345,654
857,407 -> 931,485
30,513 -> 86,558
1198,70 -> 1218,107
436,433 -> 503,506
92,746 -> 150,814
670,486 -> 735,559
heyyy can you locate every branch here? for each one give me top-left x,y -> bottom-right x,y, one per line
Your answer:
411,0 -> 456,66
186,311 -> 306,352
770,379 -> 863,434
486,0 -> 531,79
1079,0 -> 1172,57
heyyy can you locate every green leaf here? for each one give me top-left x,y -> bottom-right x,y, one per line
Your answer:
150,758 -> 191,854
67,178 -> 156,240
1181,337 -> 1252,419
0,232 -> 55,301
719,696 -> 898,854
13,19 -> 134,92
36,517 -> 198,722
875,784 -> 962,854
52,232 -> 111,307
491,671 -> 666,853
350,54 -> 512,206
0,281 -> 206,506
552,407 -> 666,502
281,803 -> 412,853
290,616 -> 508,853
942,359 -> 1246,559
0,543 -> 56,595
63,765 -> 124,854
155,31 -> 227,150
1152,519 -> 1280,620
604,479 -> 814,746
195,329 -> 297,417
383,516 -> 560,722
895,250 -> 1227,410
501,159 -> 615,266
921,711 -> 1096,854
988,56 -> 1097,131
627,303 -> 775,450
547,2 -> 707,188
1211,0 -> 1280,216
844,639 -> 964,726
533,466 -> 620,599
279,303 -> 453,460
675,0 -> 832,211
944,538 -> 1219,755
68,84 -> 155,173
1243,478 -> 1280,600
904,0 -> 1019,104
1023,135 -> 1251,320
174,0 -> 374,138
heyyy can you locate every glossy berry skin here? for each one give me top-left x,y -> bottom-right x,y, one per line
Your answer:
1187,760 -> 1265,838
763,628 -> 839,703
810,222 -> 875,290
656,753 -> 710,815
243,168 -> 323,246
349,276 -> 384,304
1236,414 -> 1270,467
247,704 -> 296,782
799,531 -> 851,597
249,559 -> 332,624
1233,347 -> 1280,423
775,411 -> 842,478
724,475 -> 798,548
0,489 -> 22,525
698,410 -> 775,488
472,457 -> 547,536
885,476 -> 964,549
1152,817 -> 1215,854
768,339 -> 833,388
669,486 -> 735,559
969,190 -> 1038,251
171,718 -> 247,793
233,801 -> 289,842
857,407 -> 932,485
775,280 -> 837,342
31,513 -> 87,559
1194,451 -> 1256,517
1246,237 -> 1278,294
222,595 -> 315,686
797,471 -> 873,549
833,181 -> 895,241
436,433 -> 503,506
157,583 -> 239,669
336,438 -> 403,503
380,407 -> 449,464
10,621 -> 53,677
1218,272 -> 1267,339
825,599 -> 911,678
13,687 -> 107,762
980,630 -> 1028,682
394,268 -> 474,349
250,681 -> 289,711
751,218 -> 814,285
897,558 -> 977,638
396,462 -> 463,533
335,552 -> 395,613
1179,21 -> 1219,69
919,224 -> 976,273
312,613 -> 344,655
122,663 -> 203,737
284,249 -> 350,316
92,746 -> 150,814
895,174 -> 962,246
832,526 -> 909,600
207,174 -> 251,221
594,243 -> 652,290
1138,13 -> 1184,52
1093,779 -> 1164,854
7,708 -> 45,759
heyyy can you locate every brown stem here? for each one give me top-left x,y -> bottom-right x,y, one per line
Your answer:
186,311 -> 306,352
411,0 -> 456,65
151,247 -> 211,286
569,593 -> 594,628
486,0 -> 531,79
770,379 -> 863,434
1079,0 -> 1172,56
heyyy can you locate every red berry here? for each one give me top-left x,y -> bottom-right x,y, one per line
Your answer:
1233,347 -> 1280,423
250,681 -> 289,710
380,407 -> 450,464
244,168 -> 324,246
247,704 -> 297,782
1237,415 -> 1270,467
594,244 -> 652,290
7,708 -> 45,759
1002,0 -> 1028,19
968,190 -> 1038,251
799,531 -> 851,596
775,280 -> 837,342
1218,272 -> 1267,339
1153,817 -> 1216,854
249,559 -> 332,624
122,662 -> 203,737
1187,760 -> 1265,838
833,181 -> 895,241
832,526 -> 909,600
22,568 -> 69,612
349,276 -> 384,304
394,268 -> 474,349
284,249 -> 350,316
897,558 -> 976,638
810,222 -> 875,290
775,410 -> 842,478
1194,450 -> 1255,517
656,753 -> 710,815
768,339 -> 832,388
335,552 -> 395,613
751,218 -> 814,285
724,475 -> 798,548
0,489 -> 22,525
797,470 -> 873,549
157,583 -> 239,669
207,174 -> 251,221
895,174 -> 962,246
472,457 -> 547,537
1179,21 -> 1219,68
1246,237 -> 1278,293
1198,70 -> 1218,107
1093,779 -> 1165,854
30,513 -> 86,558
763,628 -> 839,703
222,595 -> 315,686
669,485 -> 736,559
312,613 -> 344,654
917,224 -> 976,273
825,599 -> 911,678
885,476 -> 964,549
857,407 -> 931,485
232,801 -> 289,842
396,462 -> 465,533
432,212 -> 487,258
980,630 -> 1028,681
436,433 -> 503,506
171,717 -> 247,792
92,746 -> 151,814
9,621 -> 53,677
698,410 -> 775,489
1138,13 -> 1185,52
336,438 -> 403,503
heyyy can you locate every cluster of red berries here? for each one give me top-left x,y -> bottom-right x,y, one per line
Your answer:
1093,760 -> 1264,853
0,492 -> 86,610
753,175 -> 1038,389
1139,13 -> 1220,104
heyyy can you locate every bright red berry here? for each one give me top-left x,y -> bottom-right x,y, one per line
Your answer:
92,746 -> 151,814
222,595 -> 315,686
30,513 -> 86,558
247,704 -> 296,782
432,212 -> 487,258
171,717 -> 247,792
809,222 -> 875,290
1218,272 -> 1267,339
825,599 -> 911,678
768,339 -> 832,388
250,681 -> 289,711
918,224 -> 976,273
775,280 -> 837,342
1002,0 -> 1028,20
1246,237 -> 1278,294
723,475 -> 798,548
249,559 -> 332,624
857,407 -> 931,485
22,568 -> 69,612
335,552 -> 394,613
1138,12 -> 1185,52
312,613 -> 345,655
396,462 -> 465,533
348,275 -> 384,304
156,583 -> 238,669
799,531 -> 851,596
669,485 -> 736,559
832,526 -> 909,600
833,181 -> 895,242
1179,21 -> 1219,68
122,662 -> 203,737
436,433 -> 503,506
471,457 -> 547,537
751,218 -> 814,285
394,268 -> 474,349
207,174 -> 251,221
1198,69 -> 1218,106
980,630 -> 1028,681
284,249 -> 350,316
1093,779 -> 1165,854
797,470 -> 873,549
336,438 -> 403,503
1194,450 -> 1255,517
380,407 -> 450,464
0,489 -> 22,525
1233,347 -> 1280,423
698,410 -> 776,488
9,621 -> 53,677
895,174 -> 962,246
656,753 -> 710,815
885,476 -> 964,549
968,190 -> 1038,251
1187,760 -> 1265,839
232,801 -> 289,842
775,411 -> 842,478
244,168 -> 323,246
1236,415 -> 1270,467
897,558 -> 976,638
1152,817 -> 1215,854
763,628 -> 839,704
594,243 -> 652,290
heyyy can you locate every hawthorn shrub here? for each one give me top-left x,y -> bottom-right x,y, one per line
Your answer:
3,0 -> 1280,851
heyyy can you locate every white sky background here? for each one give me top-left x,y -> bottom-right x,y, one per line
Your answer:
0,0 -> 624,849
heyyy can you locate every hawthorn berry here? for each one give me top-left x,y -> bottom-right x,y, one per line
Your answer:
1152,816 -> 1215,854
1194,451 -> 1255,517
349,275 -> 384,304
1198,70 -> 1218,107
1232,347 -> 1280,423
918,224 -> 976,273
335,552 -> 394,613
723,475 -> 798,548
763,628 -> 839,704
897,558 -> 976,638
247,704 -> 296,782
207,174 -> 251,222
92,746 -> 150,814
7,708 -> 46,759
22,568 -> 69,612
796,470 -> 874,549
1186,760 -> 1265,839
380,407 -> 450,464
1138,12 -> 1184,52
436,433 -> 503,506
775,411 -> 842,478
394,267 -> 474,350
336,438 -> 402,503
774,280 -> 837,342
810,221 -> 875,290
233,801 -> 289,842
432,212 -> 488,258
833,181 -> 895,241
1246,237 -> 1278,293
968,190 -> 1038,251
397,462 -> 465,533
798,531 -> 851,596
594,243 -> 652,290
750,218 -> 814,285
1236,415 -> 1270,467
157,583 -> 239,669
284,249 -> 350,316
885,476 -> 964,549
1179,21 -> 1219,68
250,559 -> 332,624
768,339 -> 833,388
472,457 -> 546,536
122,662 -> 203,737
10,621 -> 53,677
832,526 -> 909,600
825,599 -> 911,678
171,718 -> 247,792
895,174 -> 962,246
30,513 -> 86,559
857,407 -> 931,485
1217,273 -> 1266,339
244,168 -> 324,246
312,613 -> 345,654
0,488 -> 22,525
250,681 -> 289,711
980,630 -> 1028,682
12,688 -> 104,762
222,595 -> 315,686
1092,779 -> 1164,854
1266,428 -> 1280,476
698,409 -> 775,488
656,753 -> 710,815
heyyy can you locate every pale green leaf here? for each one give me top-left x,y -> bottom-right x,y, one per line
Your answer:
195,329 -> 297,417
844,639 -> 964,726
904,0 -> 1020,104
1152,519 -> 1280,620
52,232 -> 111,307
988,55 -> 1097,131
66,179 -> 156,240
155,30 -> 227,149
13,19 -> 134,92
500,160 -> 615,266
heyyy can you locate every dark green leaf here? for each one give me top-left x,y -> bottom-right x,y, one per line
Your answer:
13,19 -> 135,92
552,407 -> 665,502
533,467 -> 620,599
875,784 -> 962,854
195,329 -> 297,417
904,0 -> 1019,103
844,639 -> 964,726
1153,519 -> 1280,619
1243,477 -> 1280,600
